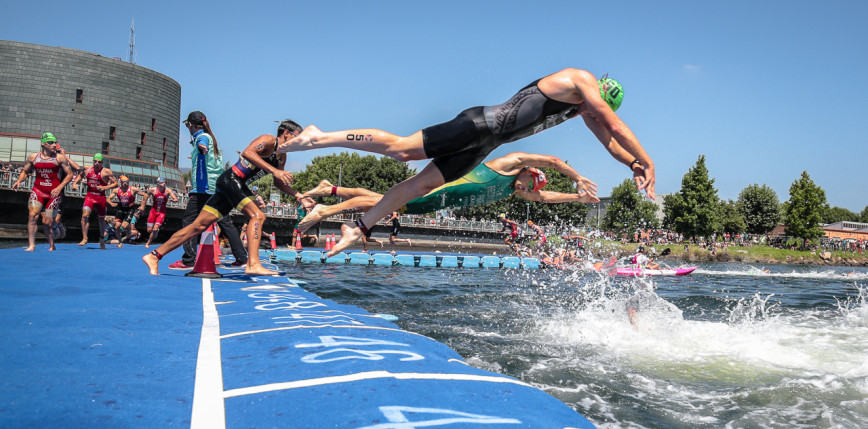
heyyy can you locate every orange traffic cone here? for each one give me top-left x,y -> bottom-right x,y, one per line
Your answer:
295,231 -> 303,250
213,232 -> 222,265
270,232 -> 277,250
186,224 -> 223,278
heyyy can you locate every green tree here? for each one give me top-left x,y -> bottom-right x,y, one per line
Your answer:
862,205 -> 868,223
662,155 -> 720,240
821,206 -> 860,224
249,174 -> 275,201
736,184 -> 780,234
601,178 -> 660,235
784,171 -> 827,249
290,152 -> 416,205
453,165 -> 590,224
717,199 -> 745,236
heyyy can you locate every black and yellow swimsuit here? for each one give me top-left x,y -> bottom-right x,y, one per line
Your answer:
204,138 -> 284,218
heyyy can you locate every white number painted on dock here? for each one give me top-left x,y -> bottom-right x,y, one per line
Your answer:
272,314 -> 364,325
296,335 -> 424,363
355,406 -> 521,428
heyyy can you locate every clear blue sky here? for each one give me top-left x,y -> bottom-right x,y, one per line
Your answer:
4,1 -> 867,212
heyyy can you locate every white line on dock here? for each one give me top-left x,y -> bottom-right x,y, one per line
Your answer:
223,370 -> 530,398
191,278 -> 226,429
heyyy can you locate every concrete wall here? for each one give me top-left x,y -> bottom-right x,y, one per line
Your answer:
0,40 -> 181,169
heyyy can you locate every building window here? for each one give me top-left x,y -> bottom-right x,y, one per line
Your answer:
162,137 -> 167,150
76,89 -> 83,103
102,141 -> 110,155
163,152 -> 167,164
151,118 -> 156,131
109,126 -> 116,140
140,132 -> 146,145
136,147 -> 142,160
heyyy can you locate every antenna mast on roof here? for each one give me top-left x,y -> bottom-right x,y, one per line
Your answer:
128,19 -> 137,64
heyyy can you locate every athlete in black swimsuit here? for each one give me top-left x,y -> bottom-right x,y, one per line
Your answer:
143,120 -> 304,276
278,68 -> 655,256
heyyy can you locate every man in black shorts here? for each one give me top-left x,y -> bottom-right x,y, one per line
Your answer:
107,175 -> 147,247
279,68 -> 655,256
386,211 -> 411,253
143,120 -> 304,276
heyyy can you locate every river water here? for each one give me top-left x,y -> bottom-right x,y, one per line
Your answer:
277,259 -> 868,428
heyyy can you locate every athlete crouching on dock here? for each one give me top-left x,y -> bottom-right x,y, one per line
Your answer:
143,120 -> 304,276
294,152 -> 600,236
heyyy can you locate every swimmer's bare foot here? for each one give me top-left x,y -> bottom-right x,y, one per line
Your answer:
296,204 -> 327,234
245,263 -> 279,276
328,222 -> 362,257
406,239 -> 412,246
78,239 -> 87,246
143,253 -> 160,275
302,180 -> 335,198
25,246 -> 35,251
117,242 -> 124,248
100,241 -> 106,250
277,125 -> 323,153
49,244 -> 56,251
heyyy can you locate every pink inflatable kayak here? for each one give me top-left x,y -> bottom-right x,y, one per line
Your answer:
615,266 -> 697,277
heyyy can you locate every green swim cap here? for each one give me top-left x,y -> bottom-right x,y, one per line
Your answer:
93,153 -> 104,161
599,77 -> 624,112
41,132 -> 57,143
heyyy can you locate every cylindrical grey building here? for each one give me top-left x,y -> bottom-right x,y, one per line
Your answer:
0,40 -> 183,188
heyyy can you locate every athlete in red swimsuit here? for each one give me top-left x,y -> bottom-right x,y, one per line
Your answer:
12,133 -> 75,251
106,175 -> 147,247
73,153 -> 117,249
143,178 -> 178,248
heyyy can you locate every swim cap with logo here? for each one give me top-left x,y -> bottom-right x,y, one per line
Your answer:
599,77 -> 624,112
526,167 -> 548,192
93,153 -> 104,161
41,132 -> 57,143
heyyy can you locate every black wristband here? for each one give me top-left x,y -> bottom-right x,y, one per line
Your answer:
630,159 -> 641,169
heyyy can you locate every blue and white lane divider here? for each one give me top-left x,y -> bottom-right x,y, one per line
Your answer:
271,250 -> 541,270
198,276 -> 595,428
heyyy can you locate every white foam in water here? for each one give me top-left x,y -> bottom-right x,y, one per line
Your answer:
528,275 -> 868,427
695,265 -> 868,281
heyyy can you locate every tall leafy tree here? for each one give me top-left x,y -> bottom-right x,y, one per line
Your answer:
601,178 -> 659,235
663,155 -> 719,240
862,205 -> 868,223
784,171 -> 827,248
821,206 -> 860,224
736,184 -> 780,234
717,199 -> 745,236
290,152 -> 415,205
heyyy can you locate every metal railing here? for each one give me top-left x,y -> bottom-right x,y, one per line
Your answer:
1,171 -> 505,233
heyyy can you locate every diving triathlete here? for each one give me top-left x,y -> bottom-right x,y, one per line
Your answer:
295,152 -> 598,238
278,68 -> 654,256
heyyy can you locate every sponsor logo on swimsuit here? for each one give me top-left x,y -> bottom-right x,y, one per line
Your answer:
532,109 -> 572,135
491,87 -> 537,134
